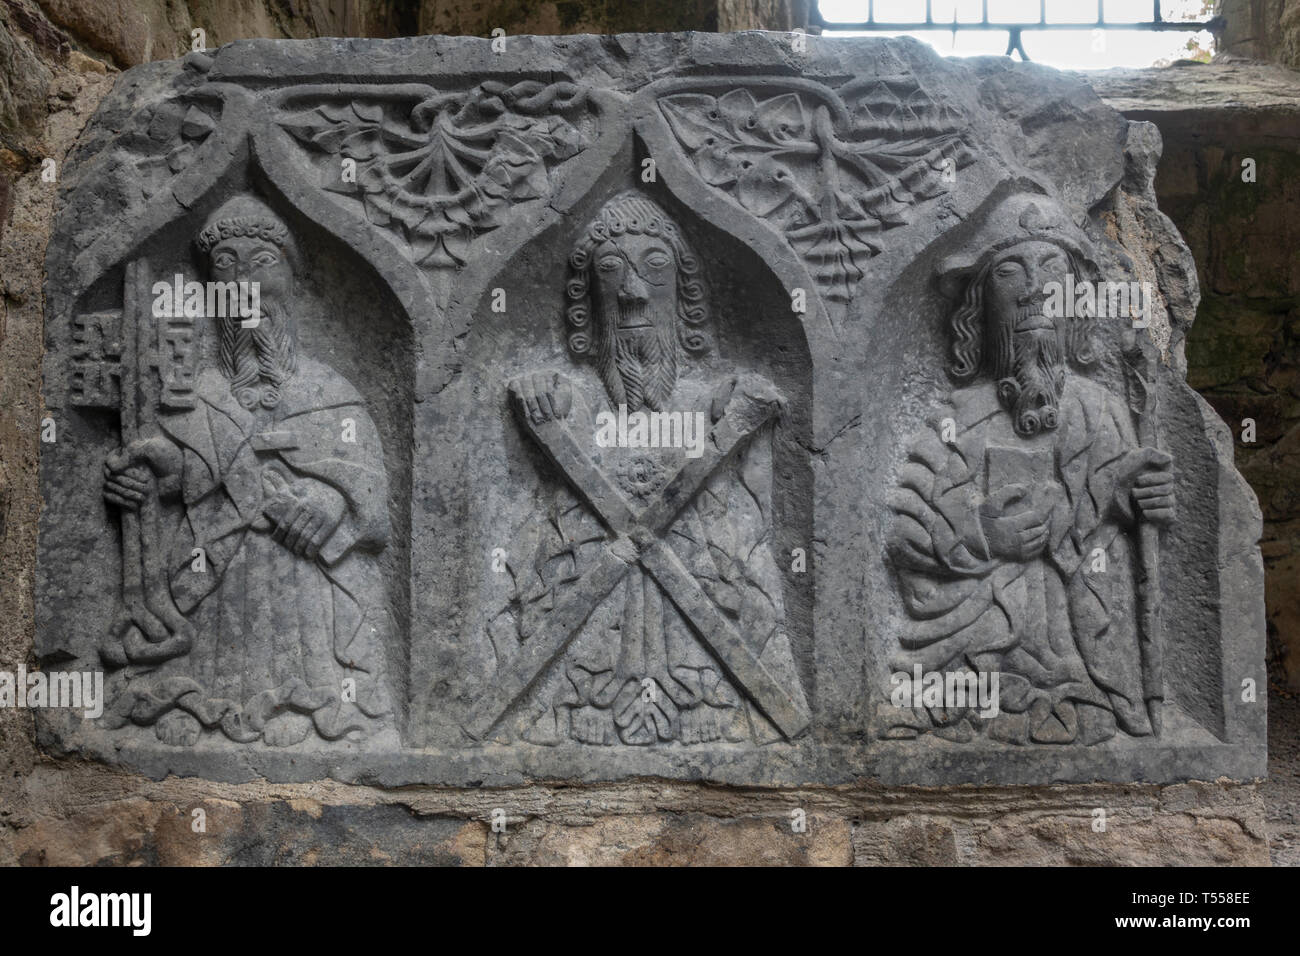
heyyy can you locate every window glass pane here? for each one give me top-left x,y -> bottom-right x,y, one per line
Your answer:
818,0 -> 1211,23
1044,0 -> 1099,24
814,1 -> 1214,66
1102,0 -> 1151,24
931,0 -> 993,23
987,0 -> 1044,23
1020,26 -> 1211,64
818,0 -> 870,22
832,27 -> 1011,54
872,0 -> 928,21
822,23 -> 1212,67
1163,0 -> 1212,21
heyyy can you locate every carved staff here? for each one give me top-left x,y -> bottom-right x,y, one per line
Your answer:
104,258 -> 193,666
1122,327 -> 1164,736
103,259 -> 166,663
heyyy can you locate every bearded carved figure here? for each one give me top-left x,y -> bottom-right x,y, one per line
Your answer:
885,193 -> 1176,746
484,190 -> 809,746
100,195 -> 394,747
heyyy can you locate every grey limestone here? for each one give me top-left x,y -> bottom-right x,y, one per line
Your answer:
34,32 -> 1266,787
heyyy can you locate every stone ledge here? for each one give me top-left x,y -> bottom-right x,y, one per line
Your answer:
1081,60 -> 1300,121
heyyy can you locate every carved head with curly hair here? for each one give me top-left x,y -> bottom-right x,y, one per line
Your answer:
565,191 -> 710,412
196,195 -> 300,411
939,194 -> 1100,439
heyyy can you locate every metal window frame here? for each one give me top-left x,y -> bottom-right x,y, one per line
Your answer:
811,1 -> 1224,60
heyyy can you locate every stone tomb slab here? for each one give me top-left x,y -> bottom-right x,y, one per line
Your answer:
35,33 -> 1266,785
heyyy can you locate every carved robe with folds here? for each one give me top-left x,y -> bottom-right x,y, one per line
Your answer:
886,373 -> 1151,745
488,371 -> 807,746
118,358 -> 394,741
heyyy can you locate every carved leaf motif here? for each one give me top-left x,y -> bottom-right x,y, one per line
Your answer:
655,93 -> 718,150
661,91 -> 814,191
280,82 -> 589,267
735,153 -> 803,219
281,101 -> 385,157
661,87 -> 977,303
755,93 -> 810,143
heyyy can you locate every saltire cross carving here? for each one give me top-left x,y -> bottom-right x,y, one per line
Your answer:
464,379 -> 812,742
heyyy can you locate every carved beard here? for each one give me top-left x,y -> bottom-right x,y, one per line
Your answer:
596,299 -> 679,412
990,306 -> 1066,438
219,299 -> 297,409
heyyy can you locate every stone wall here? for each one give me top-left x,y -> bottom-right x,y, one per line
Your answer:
1219,0 -> 1300,70
9,771 -> 1269,866
5,0 -> 788,72
419,0 -> 721,36
16,0 -> 416,70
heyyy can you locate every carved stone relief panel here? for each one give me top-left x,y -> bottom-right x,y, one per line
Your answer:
36,34 -> 1264,785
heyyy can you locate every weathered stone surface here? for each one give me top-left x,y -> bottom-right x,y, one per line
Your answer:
0,766 -> 1269,866
487,811 -> 851,866
33,33 -> 1266,789
854,779 -> 1272,866
1086,63 -> 1300,693
32,0 -> 418,69
419,0 -> 725,36
12,795 -> 485,865
1219,0 -> 1300,71
1083,60 -> 1300,117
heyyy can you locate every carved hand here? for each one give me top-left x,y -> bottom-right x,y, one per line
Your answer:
263,469 -> 346,560
509,372 -> 573,424
102,436 -> 183,511
978,483 -> 1051,562
1114,447 -> 1175,526
710,373 -> 786,429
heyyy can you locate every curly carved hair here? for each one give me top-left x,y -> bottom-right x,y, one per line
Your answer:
565,191 -> 710,357
196,215 -> 294,257
948,248 -> 1099,381
195,195 -> 304,277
